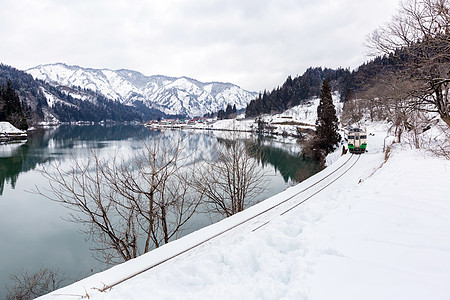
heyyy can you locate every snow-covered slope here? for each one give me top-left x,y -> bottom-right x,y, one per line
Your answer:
0,122 -> 27,141
39,120 -> 450,299
193,94 -> 341,139
27,63 -> 257,117
0,122 -> 25,134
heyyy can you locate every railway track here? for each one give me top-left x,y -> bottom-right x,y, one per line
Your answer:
252,153 -> 360,231
281,154 -> 360,215
63,153 -> 361,295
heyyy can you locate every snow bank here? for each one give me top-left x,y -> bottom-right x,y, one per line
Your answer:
0,122 -> 27,142
305,148 -> 450,300
0,122 -> 25,134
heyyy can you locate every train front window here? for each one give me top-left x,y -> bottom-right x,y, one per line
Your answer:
355,136 -> 359,140
361,135 -> 367,139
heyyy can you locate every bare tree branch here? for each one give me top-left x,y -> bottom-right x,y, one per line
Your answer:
35,133 -> 201,264
5,268 -> 65,300
191,132 -> 268,218
366,0 -> 450,124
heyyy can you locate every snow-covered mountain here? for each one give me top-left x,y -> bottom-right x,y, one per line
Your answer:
27,63 -> 257,117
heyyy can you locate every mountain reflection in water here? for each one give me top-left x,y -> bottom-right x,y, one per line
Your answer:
0,126 -> 322,196
0,125 -> 154,195
249,138 -> 323,183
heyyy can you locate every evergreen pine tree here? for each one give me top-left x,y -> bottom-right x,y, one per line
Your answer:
314,79 -> 340,154
217,109 -> 225,120
0,80 -> 28,130
225,104 -> 233,119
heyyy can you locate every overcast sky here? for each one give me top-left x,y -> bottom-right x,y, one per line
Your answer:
1,0 -> 399,92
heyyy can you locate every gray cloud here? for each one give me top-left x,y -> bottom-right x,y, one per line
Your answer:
0,0 -> 399,91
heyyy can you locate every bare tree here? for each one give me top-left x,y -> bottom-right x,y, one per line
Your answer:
5,268 -> 64,300
354,72 -> 417,142
191,132 -> 267,218
402,109 -> 450,155
36,134 -> 201,264
366,0 -> 450,124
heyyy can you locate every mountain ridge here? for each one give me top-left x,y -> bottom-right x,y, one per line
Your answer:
0,63 -> 167,125
27,63 -> 257,117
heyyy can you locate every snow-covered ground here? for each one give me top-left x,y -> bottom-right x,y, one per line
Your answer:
0,122 -> 25,134
0,122 -> 27,141
40,116 -> 450,299
193,94 -> 341,139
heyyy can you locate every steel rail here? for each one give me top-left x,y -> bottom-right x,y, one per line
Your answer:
280,154 -> 360,215
251,154 -> 360,231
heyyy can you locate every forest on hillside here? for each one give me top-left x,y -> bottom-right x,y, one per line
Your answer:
244,51 -> 420,119
245,67 -> 352,118
0,79 -> 28,130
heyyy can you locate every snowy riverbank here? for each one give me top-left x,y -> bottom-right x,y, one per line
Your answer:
0,122 -> 27,142
147,97 -> 334,140
40,120 -> 450,299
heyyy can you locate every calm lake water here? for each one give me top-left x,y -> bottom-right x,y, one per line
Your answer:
0,125 -> 321,295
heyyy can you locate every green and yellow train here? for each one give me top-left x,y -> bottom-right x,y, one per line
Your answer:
345,127 -> 367,154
